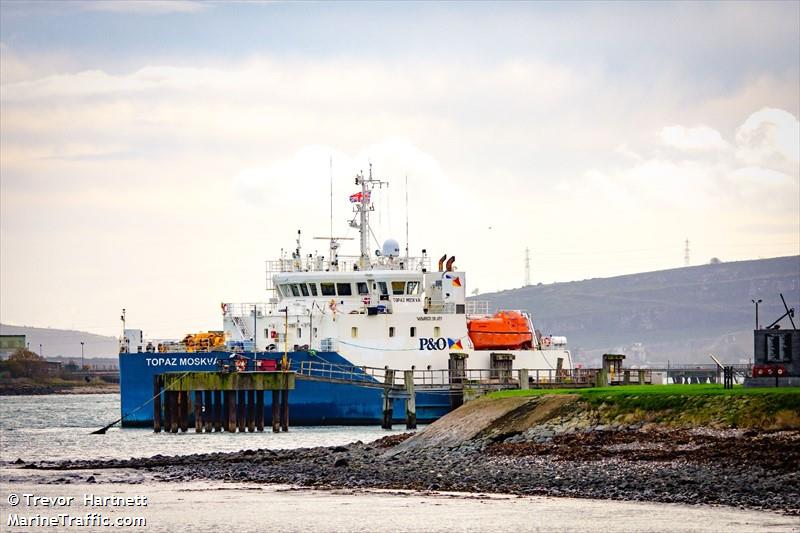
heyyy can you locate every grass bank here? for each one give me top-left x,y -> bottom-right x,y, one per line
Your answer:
485,384 -> 800,429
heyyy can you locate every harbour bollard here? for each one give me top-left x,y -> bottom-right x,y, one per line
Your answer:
404,370 -> 416,430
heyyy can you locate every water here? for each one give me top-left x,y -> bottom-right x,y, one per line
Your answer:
0,394 -> 411,463
1,394 -> 795,532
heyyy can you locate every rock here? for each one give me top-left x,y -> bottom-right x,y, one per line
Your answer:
86,476 -> 96,483
13,458 -> 24,464
333,457 -> 349,468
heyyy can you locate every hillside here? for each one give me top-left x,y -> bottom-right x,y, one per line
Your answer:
475,256 -> 799,366
0,324 -> 118,359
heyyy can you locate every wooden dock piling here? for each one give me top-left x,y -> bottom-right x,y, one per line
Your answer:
226,390 -> 236,432
153,375 -> 162,433
381,369 -> 395,430
256,390 -> 265,431
213,390 -> 222,431
153,371 -> 295,435
271,390 -> 280,432
280,389 -> 289,432
404,370 -> 416,430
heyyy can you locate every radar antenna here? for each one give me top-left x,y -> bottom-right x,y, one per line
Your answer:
349,163 -> 388,270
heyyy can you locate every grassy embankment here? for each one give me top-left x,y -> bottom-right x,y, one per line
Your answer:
486,384 -> 800,429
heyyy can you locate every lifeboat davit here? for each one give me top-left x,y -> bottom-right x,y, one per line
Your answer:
467,310 -> 533,350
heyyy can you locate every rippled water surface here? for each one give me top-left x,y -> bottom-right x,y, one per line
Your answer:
0,394 -> 411,462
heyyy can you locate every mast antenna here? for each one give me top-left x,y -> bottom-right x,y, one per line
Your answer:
684,238 -> 690,267
350,163 -> 388,270
329,155 -> 333,242
524,247 -> 531,287
405,174 -> 410,267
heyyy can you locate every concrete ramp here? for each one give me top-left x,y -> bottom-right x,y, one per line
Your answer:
394,394 -> 580,452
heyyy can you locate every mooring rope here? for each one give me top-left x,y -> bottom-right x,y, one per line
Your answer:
90,370 -> 192,435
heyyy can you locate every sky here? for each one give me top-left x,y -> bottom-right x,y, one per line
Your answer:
1,1 -> 799,342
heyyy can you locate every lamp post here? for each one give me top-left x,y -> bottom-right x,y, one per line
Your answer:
80,341 -> 85,370
39,344 -> 42,357
751,299 -> 762,330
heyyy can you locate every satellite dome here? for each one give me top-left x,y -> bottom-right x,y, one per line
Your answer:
382,238 -> 401,258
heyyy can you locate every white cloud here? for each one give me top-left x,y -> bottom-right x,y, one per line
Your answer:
735,107 -> 800,174
659,124 -> 729,152
79,1 -> 207,14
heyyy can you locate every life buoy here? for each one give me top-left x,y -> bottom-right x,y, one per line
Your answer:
235,359 -> 246,372
543,336 -> 552,347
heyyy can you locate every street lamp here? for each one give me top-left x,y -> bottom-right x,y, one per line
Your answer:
751,299 -> 762,330
80,341 -> 85,370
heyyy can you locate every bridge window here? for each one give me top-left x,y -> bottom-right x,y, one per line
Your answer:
410,327 -> 416,338
299,284 -> 309,297
320,283 -> 335,296
290,284 -> 300,297
357,282 -> 369,295
389,326 -> 395,337
391,281 -> 405,295
280,285 -> 291,297
351,327 -> 358,338
336,283 -> 352,296
378,282 -> 389,296
308,283 -> 318,296
406,281 -> 420,295
434,326 -> 441,337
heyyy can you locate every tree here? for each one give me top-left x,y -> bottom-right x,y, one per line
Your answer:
6,348 -> 46,378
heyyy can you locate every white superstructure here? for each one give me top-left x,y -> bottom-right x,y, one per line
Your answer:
222,165 -> 571,374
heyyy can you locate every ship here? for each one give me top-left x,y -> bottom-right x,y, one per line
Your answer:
118,165 -> 571,426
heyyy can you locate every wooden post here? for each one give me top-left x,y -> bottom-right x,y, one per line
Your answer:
280,388 -> 289,432
169,391 -> 178,433
247,390 -> 256,432
237,390 -> 246,432
204,390 -> 213,432
404,370 -> 416,430
623,369 -> 631,385
194,391 -> 203,432
637,370 -> 646,385
556,357 -> 564,384
518,369 -> 529,390
153,375 -> 162,433
226,390 -> 237,432
256,390 -> 265,432
214,390 -> 222,432
179,391 -> 189,432
382,369 -> 395,430
271,390 -> 280,433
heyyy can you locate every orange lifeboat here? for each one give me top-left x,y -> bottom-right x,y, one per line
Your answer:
467,311 -> 533,350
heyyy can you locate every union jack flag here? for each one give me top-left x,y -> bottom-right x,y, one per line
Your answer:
349,191 -> 371,203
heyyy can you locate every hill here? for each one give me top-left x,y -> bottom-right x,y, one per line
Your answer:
474,256 -> 799,366
0,324 -> 118,359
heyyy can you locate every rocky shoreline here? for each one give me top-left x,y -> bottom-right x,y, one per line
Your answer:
0,381 -> 118,395
19,425 -> 799,515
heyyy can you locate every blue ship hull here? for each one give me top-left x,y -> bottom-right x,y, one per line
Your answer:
119,351 -> 452,427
